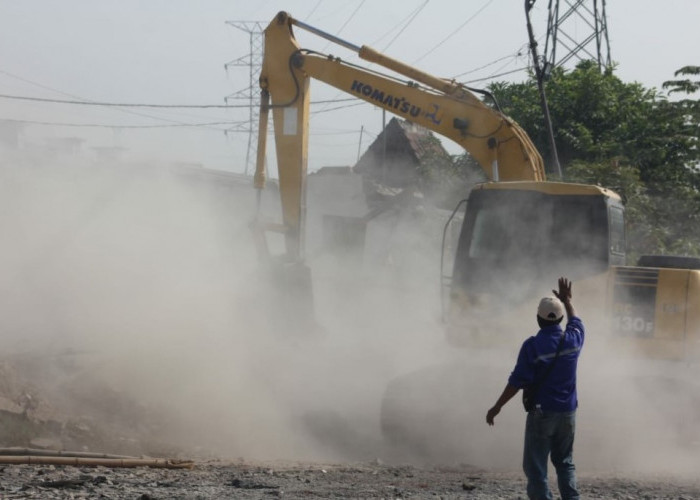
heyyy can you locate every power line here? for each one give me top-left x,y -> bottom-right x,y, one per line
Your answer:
0,68 -> 208,127
336,0 -> 365,33
0,93 -> 241,109
367,1 -> 427,47
312,129 -> 376,136
412,0 -> 496,64
0,117 -> 246,129
0,69 -> 80,99
0,93 -> 357,108
303,0 -> 324,21
378,1 -> 430,52
321,0 -> 366,52
310,102 -> 366,114
477,44 -> 531,83
452,46 -> 527,79
463,66 -> 529,84
3,118 -> 371,138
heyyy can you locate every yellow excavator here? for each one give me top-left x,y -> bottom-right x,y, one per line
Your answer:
252,11 -> 700,457
252,10 -> 699,355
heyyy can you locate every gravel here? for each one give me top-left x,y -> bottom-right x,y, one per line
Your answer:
1,459 -> 699,499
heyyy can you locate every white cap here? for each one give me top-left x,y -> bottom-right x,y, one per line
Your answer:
537,297 -> 564,321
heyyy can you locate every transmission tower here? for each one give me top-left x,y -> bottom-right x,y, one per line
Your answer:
225,21 -> 264,175
542,0 -> 612,74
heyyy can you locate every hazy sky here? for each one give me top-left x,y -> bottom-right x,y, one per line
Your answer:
0,0 -> 697,175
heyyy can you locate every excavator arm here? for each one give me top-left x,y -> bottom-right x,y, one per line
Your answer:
254,10 -> 545,264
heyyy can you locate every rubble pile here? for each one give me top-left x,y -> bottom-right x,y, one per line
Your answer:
0,359 -> 175,457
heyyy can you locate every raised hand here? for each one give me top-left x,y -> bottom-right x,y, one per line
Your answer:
553,277 -> 572,303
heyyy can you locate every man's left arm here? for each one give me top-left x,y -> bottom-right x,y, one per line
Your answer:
486,339 -> 535,426
486,384 -> 519,425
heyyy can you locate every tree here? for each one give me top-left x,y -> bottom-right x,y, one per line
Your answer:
663,65 -> 700,95
481,61 -> 700,257
659,65 -> 700,182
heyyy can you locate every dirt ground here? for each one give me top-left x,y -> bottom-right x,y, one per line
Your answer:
2,458 -> 700,499
2,352 -> 700,500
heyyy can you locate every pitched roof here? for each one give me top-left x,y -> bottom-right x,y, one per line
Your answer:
354,117 -> 452,174
395,119 -> 452,164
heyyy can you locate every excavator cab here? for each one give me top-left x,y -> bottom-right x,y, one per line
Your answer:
443,181 -> 625,345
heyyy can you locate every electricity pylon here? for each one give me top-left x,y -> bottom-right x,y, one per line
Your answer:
542,0 -> 612,74
225,21 -> 264,176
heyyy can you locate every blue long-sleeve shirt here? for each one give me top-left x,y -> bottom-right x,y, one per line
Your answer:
508,316 -> 585,412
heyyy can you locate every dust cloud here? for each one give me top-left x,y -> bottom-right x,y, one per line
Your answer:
0,150 -> 698,478
0,149 -> 450,462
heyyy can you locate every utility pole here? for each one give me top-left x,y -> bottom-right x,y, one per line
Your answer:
356,125 -> 364,162
525,0 -> 562,179
224,21 -> 265,176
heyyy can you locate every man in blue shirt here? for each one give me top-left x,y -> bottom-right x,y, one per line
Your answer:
486,277 -> 584,500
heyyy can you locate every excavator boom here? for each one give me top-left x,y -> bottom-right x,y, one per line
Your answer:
254,11 -> 545,263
